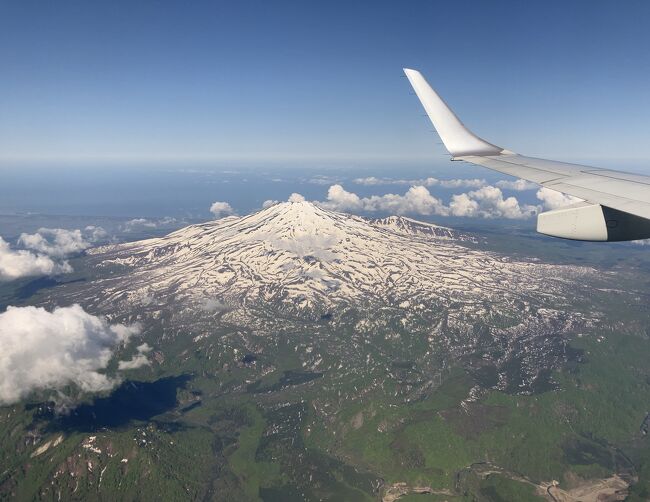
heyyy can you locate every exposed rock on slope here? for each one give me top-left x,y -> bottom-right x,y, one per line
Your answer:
82,200 -> 590,322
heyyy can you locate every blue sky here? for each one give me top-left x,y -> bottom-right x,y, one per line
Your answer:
2,0 -> 650,167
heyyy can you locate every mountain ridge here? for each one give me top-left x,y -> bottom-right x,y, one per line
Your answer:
78,200 -> 592,324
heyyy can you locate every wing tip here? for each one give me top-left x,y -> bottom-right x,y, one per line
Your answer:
403,68 -> 505,157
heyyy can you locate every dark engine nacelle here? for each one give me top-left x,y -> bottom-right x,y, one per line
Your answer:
537,202 -> 650,241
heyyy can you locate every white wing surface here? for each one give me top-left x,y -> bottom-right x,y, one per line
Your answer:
404,68 -> 650,240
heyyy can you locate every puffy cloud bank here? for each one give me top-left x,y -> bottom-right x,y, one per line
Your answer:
209,201 -> 235,218
260,178 -> 581,221
324,184 -> 449,216
289,179 -> 584,220
536,187 -> 583,210
352,176 -> 543,191
1,226 -> 108,282
0,237 -> 72,282
247,176 -> 569,220
0,304 -> 142,405
495,179 -> 538,191
320,184 -> 538,219
19,228 -> 92,258
354,176 -> 541,192
449,186 -> 538,219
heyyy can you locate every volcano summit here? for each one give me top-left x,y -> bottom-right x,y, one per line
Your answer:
73,200 -> 592,324
38,199 -> 601,398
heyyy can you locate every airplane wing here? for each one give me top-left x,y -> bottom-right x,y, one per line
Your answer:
403,68 -> 650,241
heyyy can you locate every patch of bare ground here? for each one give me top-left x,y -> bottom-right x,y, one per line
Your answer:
382,482 -> 453,502
541,474 -> 630,502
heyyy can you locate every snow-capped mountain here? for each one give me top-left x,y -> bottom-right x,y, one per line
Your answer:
37,200 -> 604,397
81,200 -> 592,322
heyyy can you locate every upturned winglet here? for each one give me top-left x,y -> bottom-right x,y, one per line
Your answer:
403,68 -> 503,157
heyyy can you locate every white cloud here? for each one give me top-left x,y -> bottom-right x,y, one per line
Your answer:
209,201 -> 235,218
0,304 -> 141,405
288,193 -> 306,203
2,225 -> 107,281
317,184 -> 536,219
448,186 -> 539,219
448,193 -> 480,217
352,175 -> 542,192
322,184 -> 447,216
84,225 -> 109,242
18,228 -> 92,258
495,179 -> 538,191
118,343 -> 152,370
457,186 -> 539,219
123,218 -> 157,231
353,176 -> 384,186
364,186 -> 449,215
324,184 -> 363,211
438,178 -> 486,189
122,217 -> 178,232
536,187 -> 583,210
308,175 -> 340,185
352,176 -> 485,189
0,237 -> 72,282
262,199 -> 279,209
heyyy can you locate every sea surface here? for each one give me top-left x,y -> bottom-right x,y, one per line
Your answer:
2,159 -> 649,240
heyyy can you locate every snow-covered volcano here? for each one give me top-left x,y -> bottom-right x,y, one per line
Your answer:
80,200 -> 591,321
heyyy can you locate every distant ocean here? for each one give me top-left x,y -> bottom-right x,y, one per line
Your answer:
0,161 -> 492,217
2,159 -> 648,240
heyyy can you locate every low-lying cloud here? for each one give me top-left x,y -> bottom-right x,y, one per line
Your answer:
308,175 -> 341,186
450,186 -> 538,219
243,179 -> 579,222
122,217 -> 177,232
84,225 -> 109,242
536,187 -> 583,210
1,226 -> 110,282
0,304 -> 142,405
288,193 -> 306,203
319,184 -> 538,219
19,228 -> 93,258
0,237 -> 72,282
495,179 -> 538,191
353,176 -> 486,189
209,201 -> 236,219
262,199 -> 279,208
117,343 -> 152,370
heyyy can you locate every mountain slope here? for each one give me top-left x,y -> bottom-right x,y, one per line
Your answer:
11,201 -> 643,501
83,200 -> 591,322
